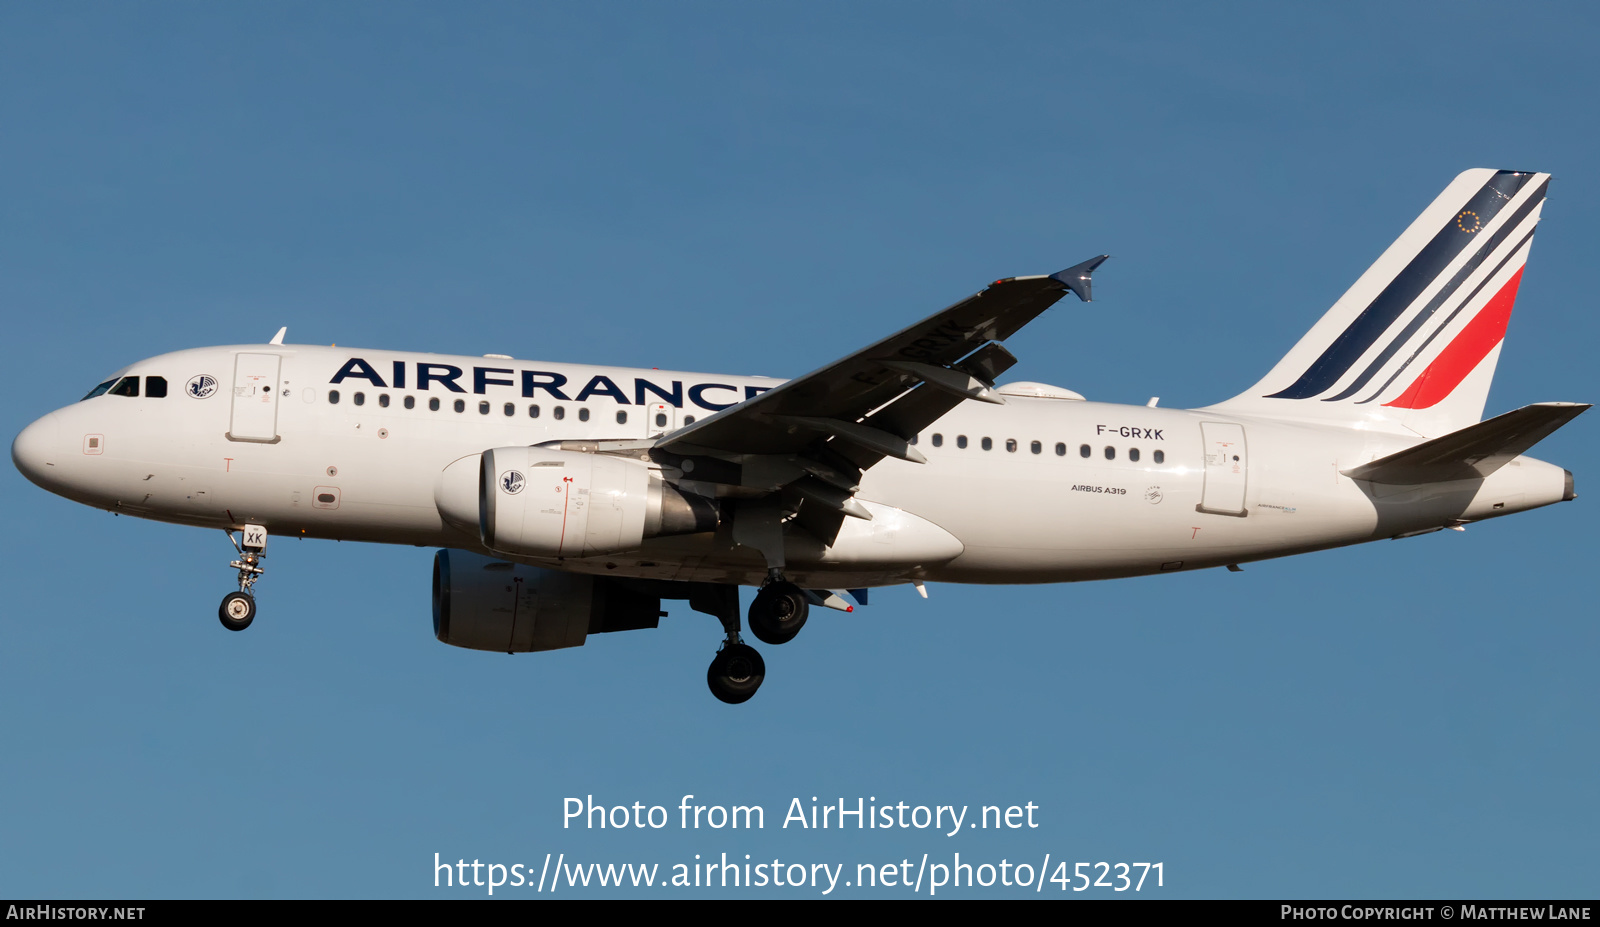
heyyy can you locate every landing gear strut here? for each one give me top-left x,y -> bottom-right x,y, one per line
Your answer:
219,524 -> 268,632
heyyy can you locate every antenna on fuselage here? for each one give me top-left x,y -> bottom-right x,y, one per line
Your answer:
268,327 -> 287,345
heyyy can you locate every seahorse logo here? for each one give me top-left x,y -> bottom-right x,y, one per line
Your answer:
187,375 -> 218,399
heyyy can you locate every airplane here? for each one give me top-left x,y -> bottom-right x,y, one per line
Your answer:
11,168 -> 1586,704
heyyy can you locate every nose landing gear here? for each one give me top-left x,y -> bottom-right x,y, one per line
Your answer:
219,524 -> 267,632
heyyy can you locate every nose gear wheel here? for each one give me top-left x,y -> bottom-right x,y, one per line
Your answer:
218,591 -> 256,631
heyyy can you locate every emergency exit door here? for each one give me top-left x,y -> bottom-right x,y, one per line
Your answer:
1197,421 -> 1248,516
643,401 -> 678,437
228,353 -> 282,443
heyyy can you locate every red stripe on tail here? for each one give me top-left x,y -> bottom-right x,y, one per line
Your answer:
1383,266 -> 1525,410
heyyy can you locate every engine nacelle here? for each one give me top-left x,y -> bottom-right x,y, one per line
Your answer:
432,549 -> 662,653
481,447 -> 652,557
435,447 -> 718,558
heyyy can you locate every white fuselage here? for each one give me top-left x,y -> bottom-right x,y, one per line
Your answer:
12,344 -> 1571,590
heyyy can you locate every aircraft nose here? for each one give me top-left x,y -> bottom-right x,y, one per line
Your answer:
12,412 -> 62,491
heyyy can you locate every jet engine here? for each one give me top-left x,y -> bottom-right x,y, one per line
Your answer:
435,448 -> 718,558
432,549 -> 663,653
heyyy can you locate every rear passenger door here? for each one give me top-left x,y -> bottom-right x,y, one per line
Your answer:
1197,421 -> 1248,516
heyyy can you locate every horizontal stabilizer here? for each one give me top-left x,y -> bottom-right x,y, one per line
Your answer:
1342,402 -> 1589,485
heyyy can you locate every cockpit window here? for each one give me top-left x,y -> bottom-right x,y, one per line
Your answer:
109,377 -> 140,397
81,379 -> 117,401
145,376 -> 168,398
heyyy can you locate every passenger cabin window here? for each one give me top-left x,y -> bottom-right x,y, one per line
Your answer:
684,415 -> 696,425
429,397 -> 440,412
1154,450 -> 1165,464
1031,440 -> 1042,455
981,437 -> 993,451
1129,448 -> 1140,462
1079,444 -> 1091,458
956,435 -> 968,449
378,394 -> 390,408
1104,446 -> 1116,460
578,408 -> 590,422
478,401 -> 490,415
553,406 -> 565,421
504,403 -> 515,417
454,399 -> 465,413
403,396 -> 415,409
1005,439 -> 1017,453
110,377 -> 139,397
932,434 -> 943,447
145,376 -> 168,398
1055,442 -> 1066,456
655,413 -> 667,427
82,379 -> 117,401
528,404 -> 540,418
616,410 -> 627,424
353,392 -> 365,406
328,390 -> 341,404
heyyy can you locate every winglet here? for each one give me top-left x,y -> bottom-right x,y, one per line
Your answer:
269,326 -> 287,345
1050,255 -> 1110,302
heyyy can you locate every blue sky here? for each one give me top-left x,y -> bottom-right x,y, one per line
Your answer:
2,2 -> 1596,898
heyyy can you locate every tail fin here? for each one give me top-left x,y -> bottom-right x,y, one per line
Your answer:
1212,169 -> 1550,437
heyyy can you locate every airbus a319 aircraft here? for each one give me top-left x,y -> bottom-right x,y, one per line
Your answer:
12,169 -> 1586,703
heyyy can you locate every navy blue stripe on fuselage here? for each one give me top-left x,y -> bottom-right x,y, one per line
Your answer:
1266,171 -> 1536,400
1323,178 -> 1547,402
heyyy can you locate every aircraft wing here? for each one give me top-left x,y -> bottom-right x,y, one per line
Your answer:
654,256 -> 1107,531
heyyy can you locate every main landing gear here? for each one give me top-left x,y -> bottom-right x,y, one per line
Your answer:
690,573 -> 812,704
707,642 -> 766,705
218,524 -> 268,632
688,584 -> 759,704
747,577 -> 810,645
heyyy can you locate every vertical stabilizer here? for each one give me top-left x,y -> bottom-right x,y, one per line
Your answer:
1210,169 -> 1549,437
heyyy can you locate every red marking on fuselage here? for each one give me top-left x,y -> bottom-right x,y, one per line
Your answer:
1384,266 -> 1524,410
1191,527 -> 1201,539
224,457 -> 233,472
